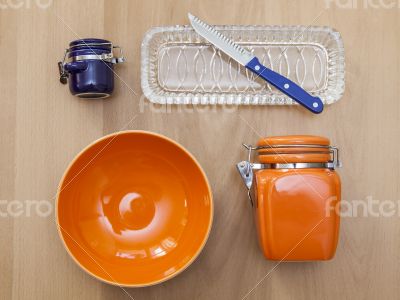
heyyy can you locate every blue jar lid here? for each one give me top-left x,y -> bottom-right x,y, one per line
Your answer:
68,38 -> 112,58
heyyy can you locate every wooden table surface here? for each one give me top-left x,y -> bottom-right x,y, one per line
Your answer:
1,0 -> 399,299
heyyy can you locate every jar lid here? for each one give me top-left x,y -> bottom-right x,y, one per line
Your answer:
257,135 -> 330,147
256,135 -> 332,164
68,38 -> 112,58
69,38 -> 112,49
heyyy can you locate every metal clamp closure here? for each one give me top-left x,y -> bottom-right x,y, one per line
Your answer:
58,44 -> 125,84
242,143 -> 341,169
68,45 -> 125,64
236,143 -> 341,206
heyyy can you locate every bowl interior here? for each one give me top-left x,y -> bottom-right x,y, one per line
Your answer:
57,131 -> 212,286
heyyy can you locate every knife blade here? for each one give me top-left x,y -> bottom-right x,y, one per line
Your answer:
188,13 -> 324,114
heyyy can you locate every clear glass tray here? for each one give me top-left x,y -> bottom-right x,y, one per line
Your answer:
141,25 -> 345,105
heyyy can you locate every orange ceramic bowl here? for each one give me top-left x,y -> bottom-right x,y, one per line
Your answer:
56,131 -> 213,287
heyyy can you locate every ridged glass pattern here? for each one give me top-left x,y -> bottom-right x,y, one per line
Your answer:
141,25 -> 345,105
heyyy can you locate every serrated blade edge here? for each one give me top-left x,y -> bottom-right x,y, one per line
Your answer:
188,13 -> 254,66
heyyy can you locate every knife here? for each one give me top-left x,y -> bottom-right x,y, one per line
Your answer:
188,13 -> 324,114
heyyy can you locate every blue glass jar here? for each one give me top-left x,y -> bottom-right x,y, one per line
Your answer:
58,38 -> 124,98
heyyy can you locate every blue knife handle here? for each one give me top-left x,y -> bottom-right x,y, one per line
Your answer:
246,57 -> 323,114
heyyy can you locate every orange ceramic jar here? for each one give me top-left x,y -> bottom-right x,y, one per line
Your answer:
237,135 -> 341,261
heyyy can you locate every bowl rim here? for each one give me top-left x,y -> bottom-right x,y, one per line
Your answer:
55,130 -> 214,287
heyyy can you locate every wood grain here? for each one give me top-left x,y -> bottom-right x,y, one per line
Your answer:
0,0 -> 399,299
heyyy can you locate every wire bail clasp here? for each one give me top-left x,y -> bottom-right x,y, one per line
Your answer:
236,142 -> 341,207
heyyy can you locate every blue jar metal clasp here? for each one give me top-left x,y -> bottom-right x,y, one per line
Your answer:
58,38 -> 125,99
